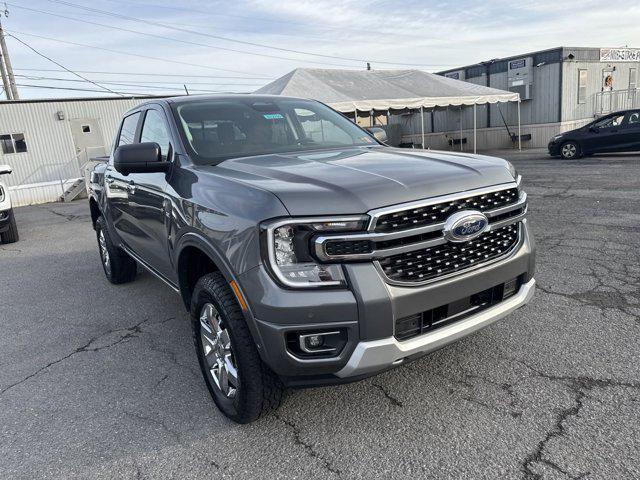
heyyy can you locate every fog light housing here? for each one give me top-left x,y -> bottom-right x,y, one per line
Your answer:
286,329 -> 348,358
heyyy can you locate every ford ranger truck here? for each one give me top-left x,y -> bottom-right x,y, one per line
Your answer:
87,95 -> 535,423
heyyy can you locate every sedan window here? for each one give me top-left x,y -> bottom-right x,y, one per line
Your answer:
594,114 -> 625,129
628,112 -> 640,125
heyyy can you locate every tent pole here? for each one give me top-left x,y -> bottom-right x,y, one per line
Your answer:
354,106 -> 357,125
473,104 -> 477,154
459,106 -> 463,152
421,106 -> 425,149
371,109 -> 374,127
517,100 -> 522,151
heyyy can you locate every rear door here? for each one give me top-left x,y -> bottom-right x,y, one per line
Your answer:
621,111 -> 640,151
121,106 -> 174,280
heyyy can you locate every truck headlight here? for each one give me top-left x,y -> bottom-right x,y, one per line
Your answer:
505,161 -> 518,180
263,216 -> 368,288
0,186 -> 4,203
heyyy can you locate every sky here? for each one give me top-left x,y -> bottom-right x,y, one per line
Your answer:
2,0 -> 640,99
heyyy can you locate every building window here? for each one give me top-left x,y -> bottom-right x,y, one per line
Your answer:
578,69 -> 588,104
630,68 -> 637,90
82,125 -> 91,133
0,133 -> 27,154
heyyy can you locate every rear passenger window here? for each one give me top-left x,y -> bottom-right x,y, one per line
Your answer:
628,112 -> 640,125
118,112 -> 141,146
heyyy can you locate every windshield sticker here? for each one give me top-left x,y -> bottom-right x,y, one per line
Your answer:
263,113 -> 284,120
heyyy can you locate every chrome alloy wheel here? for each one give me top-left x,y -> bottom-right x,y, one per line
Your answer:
98,229 -> 111,275
562,143 -> 577,158
200,303 -> 239,398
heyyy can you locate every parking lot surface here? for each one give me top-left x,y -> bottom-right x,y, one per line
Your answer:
1,150 -> 639,479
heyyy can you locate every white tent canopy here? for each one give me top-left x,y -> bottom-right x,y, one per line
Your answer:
255,68 -> 519,112
256,68 -> 522,152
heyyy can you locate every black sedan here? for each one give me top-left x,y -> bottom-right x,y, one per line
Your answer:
548,109 -> 640,159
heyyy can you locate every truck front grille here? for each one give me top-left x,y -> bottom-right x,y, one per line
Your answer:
374,187 -> 519,233
379,224 -> 519,284
313,181 -> 526,284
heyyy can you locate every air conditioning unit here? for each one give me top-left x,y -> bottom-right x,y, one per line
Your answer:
508,58 -> 533,100
444,70 -> 465,81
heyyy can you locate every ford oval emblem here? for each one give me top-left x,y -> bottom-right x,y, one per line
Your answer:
443,210 -> 489,243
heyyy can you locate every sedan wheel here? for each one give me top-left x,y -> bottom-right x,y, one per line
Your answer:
199,303 -> 239,398
561,142 -> 580,159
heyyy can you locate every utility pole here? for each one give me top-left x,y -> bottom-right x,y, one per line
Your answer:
0,6 -> 19,100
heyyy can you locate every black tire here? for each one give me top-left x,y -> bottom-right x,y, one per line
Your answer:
95,216 -> 137,284
560,140 -> 582,160
191,272 -> 283,423
0,209 -> 19,243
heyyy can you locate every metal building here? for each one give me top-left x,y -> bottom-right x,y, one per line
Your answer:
0,96 -> 166,206
431,47 -> 640,150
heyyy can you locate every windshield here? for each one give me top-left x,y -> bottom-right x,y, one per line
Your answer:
172,97 -> 377,164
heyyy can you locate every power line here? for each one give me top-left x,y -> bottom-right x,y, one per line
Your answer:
15,74 -> 265,87
15,83 -> 150,95
15,75 -> 255,92
14,68 -> 275,80
5,30 -> 270,77
41,0 -> 452,68
97,0 -> 444,43
16,84 -> 253,95
8,3 -> 363,68
7,33 -> 125,96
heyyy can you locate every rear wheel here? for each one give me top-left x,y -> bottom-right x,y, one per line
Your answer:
0,209 -> 19,243
191,272 -> 283,423
560,141 -> 581,159
95,216 -> 137,284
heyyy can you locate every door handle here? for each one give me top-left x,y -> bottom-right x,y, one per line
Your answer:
105,175 -> 115,184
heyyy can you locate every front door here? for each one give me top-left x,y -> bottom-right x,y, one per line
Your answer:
583,113 -> 626,153
69,118 -> 106,165
121,107 -> 174,281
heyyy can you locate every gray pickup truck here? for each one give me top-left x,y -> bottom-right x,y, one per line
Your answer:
87,95 -> 535,423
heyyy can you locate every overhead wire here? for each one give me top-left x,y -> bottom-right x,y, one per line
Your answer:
7,33 -> 126,97
40,0 -> 453,68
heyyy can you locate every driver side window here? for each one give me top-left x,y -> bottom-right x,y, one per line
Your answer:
595,114 -> 625,129
140,109 -> 171,160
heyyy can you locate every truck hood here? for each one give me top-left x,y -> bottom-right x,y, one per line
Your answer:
213,146 -> 516,216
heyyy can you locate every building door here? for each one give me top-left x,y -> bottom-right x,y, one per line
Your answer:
601,70 -> 614,113
69,118 -> 106,166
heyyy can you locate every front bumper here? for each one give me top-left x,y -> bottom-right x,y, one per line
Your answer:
0,208 -> 13,233
548,141 -> 561,156
239,221 -> 535,385
336,278 -> 535,378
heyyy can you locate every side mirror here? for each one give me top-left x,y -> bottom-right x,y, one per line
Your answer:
113,142 -> 169,175
0,164 -> 12,175
366,126 -> 388,144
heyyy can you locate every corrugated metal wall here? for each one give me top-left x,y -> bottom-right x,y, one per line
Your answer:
0,97 -> 152,206
562,60 -> 639,121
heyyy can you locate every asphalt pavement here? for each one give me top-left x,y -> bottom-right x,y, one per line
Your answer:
1,149 -> 639,479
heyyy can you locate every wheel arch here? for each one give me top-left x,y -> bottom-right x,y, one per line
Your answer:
89,196 -> 101,229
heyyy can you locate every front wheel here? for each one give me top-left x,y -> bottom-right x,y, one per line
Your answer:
191,273 -> 283,423
560,141 -> 581,159
95,216 -> 137,284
